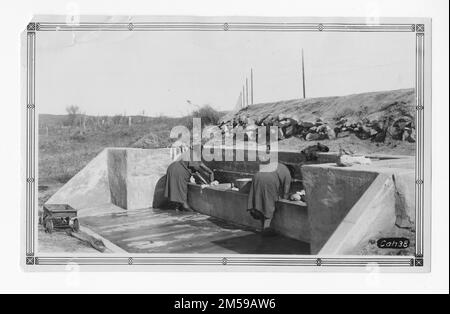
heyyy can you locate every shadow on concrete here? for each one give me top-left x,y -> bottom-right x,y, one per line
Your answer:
152,175 -> 168,208
211,232 -> 310,255
206,216 -> 254,231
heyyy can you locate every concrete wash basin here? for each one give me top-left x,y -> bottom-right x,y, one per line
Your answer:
46,147 -> 415,255
187,183 -> 311,244
185,148 -> 343,248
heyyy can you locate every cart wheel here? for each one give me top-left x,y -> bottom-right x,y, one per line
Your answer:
45,219 -> 54,234
72,219 -> 80,232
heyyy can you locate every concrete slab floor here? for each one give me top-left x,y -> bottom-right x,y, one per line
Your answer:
80,209 -> 310,254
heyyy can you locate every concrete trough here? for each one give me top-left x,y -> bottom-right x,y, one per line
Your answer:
187,184 -> 310,243
46,147 -> 415,255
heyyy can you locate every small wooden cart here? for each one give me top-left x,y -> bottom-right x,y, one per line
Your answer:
42,204 -> 79,234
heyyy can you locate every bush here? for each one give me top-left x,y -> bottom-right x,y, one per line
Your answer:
69,129 -> 86,142
185,105 -> 222,129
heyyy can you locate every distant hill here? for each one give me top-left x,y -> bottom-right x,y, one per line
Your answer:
39,114 -> 68,127
39,111 -> 230,128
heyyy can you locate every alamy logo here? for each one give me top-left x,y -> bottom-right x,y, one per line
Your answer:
169,118 -> 279,163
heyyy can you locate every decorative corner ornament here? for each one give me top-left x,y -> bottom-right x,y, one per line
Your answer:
27,22 -> 36,32
416,24 -> 425,33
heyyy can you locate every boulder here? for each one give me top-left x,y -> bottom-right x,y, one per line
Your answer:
393,117 -> 413,131
284,125 -> 297,137
300,121 -> 314,128
317,125 -> 328,133
402,128 -> 416,143
355,131 -> 371,140
306,133 -> 321,141
318,133 -> 328,140
338,130 -> 352,138
290,114 -> 302,123
337,155 -> 372,167
327,127 -> 337,140
388,125 -> 403,140
372,130 -> 387,143
361,125 -> 371,134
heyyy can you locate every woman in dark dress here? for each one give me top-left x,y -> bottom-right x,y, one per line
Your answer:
247,159 -> 292,231
164,150 -> 214,211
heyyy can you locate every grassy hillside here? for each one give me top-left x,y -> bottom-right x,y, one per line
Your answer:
39,106 -> 227,187
39,118 -> 180,184
222,88 -> 415,124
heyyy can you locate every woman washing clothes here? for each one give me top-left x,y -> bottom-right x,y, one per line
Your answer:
247,154 -> 292,233
164,145 -> 214,211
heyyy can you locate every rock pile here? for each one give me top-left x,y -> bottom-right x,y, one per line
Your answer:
333,116 -> 416,143
219,113 -> 416,143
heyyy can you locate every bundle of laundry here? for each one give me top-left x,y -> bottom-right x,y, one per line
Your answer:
300,143 -> 330,161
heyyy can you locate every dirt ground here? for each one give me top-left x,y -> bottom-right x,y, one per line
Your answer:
359,227 -> 416,256
38,225 -> 97,253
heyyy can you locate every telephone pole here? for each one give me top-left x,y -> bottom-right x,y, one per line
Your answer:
246,78 -> 249,107
250,68 -> 254,105
301,49 -> 306,99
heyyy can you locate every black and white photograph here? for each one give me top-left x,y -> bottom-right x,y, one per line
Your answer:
20,15 -> 434,270
0,0 -> 447,295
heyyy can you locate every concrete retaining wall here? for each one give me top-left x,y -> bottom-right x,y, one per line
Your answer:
108,149 -> 128,209
108,148 -> 172,210
203,147 -> 339,182
46,148 -> 173,211
319,168 -> 415,255
302,158 -> 415,255
126,149 -> 172,210
302,165 -> 379,254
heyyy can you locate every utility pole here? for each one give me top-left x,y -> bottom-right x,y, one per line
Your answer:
242,86 -> 245,108
301,49 -> 306,99
239,91 -> 243,109
246,78 -> 249,108
250,68 -> 254,105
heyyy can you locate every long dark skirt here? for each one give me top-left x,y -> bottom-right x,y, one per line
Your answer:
164,161 -> 192,204
247,171 -> 281,219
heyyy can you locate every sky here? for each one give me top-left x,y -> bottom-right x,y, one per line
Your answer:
36,30 -> 416,117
